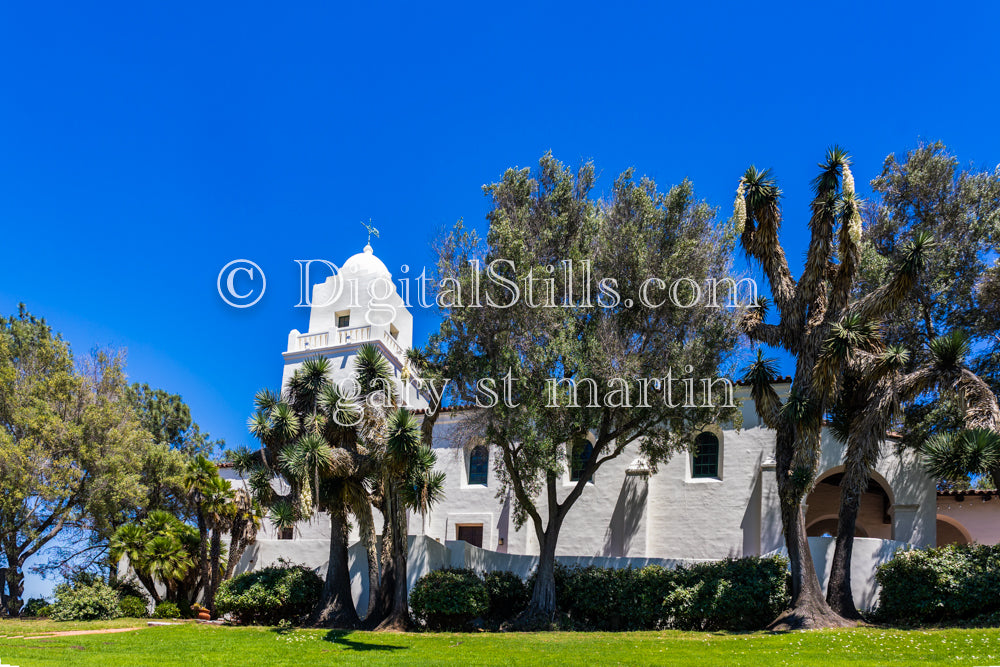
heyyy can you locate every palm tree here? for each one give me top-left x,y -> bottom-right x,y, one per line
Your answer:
922,429 -> 1000,487
372,408 -> 425,631
237,356 -> 366,629
201,475 -> 235,615
183,454 -> 218,607
111,510 -> 199,605
109,523 -> 160,603
223,488 -> 262,581
813,320 -> 907,619
816,327 -> 1000,618
736,148 -> 929,629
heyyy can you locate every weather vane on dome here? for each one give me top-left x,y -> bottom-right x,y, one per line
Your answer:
361,219 -> 379,245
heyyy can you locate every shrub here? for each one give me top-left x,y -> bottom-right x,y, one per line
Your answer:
119,595 -> 150,618
535,555 -> 787,631
666,556 -> 789,631
560,565 -> 632,630
50,579 -> 122,621
215,563 -> 323,625
22,597 -> 50,617
875,544 -> 1000,624
483,571 -> 529,623
152,601 -> 182,619
552,565 -> 678,630
410,568 -> 489,630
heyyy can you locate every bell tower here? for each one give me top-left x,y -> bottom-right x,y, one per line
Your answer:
281,241 -> 428,409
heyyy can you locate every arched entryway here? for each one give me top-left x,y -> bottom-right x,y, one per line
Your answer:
935,515 -> 971,546
804,468 -> 894,540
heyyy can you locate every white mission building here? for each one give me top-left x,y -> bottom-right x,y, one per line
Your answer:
220,243 -> 1000,610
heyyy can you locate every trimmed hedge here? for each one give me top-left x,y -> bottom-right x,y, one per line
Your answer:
409,555 -> 788,631
666,557 -> 789,631
483,570 -> 530,622
216,563 -> 323,625
875,544 -> 1000,625
554,557 -> 788,631
50,579 -> 123,621
410,568 -> 489,630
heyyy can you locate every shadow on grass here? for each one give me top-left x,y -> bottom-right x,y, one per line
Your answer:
322,630 -> 408,651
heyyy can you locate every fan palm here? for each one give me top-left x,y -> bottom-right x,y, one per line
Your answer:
110,523 -> 160,603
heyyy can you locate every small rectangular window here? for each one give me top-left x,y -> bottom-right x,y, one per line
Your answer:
279,526 -> 294,540
337,314 -> 350,328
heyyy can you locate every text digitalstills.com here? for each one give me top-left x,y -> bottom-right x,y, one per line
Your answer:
217,257 -> 761,315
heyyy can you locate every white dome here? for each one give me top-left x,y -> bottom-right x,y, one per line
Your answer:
341,243 -> 391,278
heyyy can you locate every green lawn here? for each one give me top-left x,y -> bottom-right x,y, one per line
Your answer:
3,620 -> 1000,666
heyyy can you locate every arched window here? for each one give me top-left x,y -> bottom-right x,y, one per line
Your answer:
692,432 -> 720,478
468,445 -> 488,486
570,439 -> 593,482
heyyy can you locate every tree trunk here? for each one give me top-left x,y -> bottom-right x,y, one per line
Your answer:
826,496 -> 862,619
224,530 -> 246,582
207,529 -> 223,616
354,498 -> 381,622
0,566 -> 7,615
375,487 -> 410,631
826,464 -> 867,620
195,509 -> 210,605
136,571 -> 162,605
368,507 -> 395,628
769,432 -> 852,630
521,528 -> 559,627
311,508 -> 359,628
3,557 -> 25,617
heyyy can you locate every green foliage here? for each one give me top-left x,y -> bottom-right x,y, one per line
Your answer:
215,563 -> 323,625
666,557 -> 790,631
0,305 -> 153,613
50,579 -> 123,621
410,568 -> 489,630
21,597 -> 50,617
483,571 -> 529,622
410,557 -> 787,632
553,556 -> 788,631
861,142 -> 1000,446
875,544 -> 1000,624
432,154 -> 742,531
119,596 -> 150,618
127,382 -> 218,456
153,601 -> 182,619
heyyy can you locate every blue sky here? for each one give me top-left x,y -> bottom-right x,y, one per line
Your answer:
3,1 -> 1000,596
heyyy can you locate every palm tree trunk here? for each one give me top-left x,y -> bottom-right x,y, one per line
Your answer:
369,507 -> 395,628
137,572 -> 162,605
353,498 -> 381,622
224,523 -> 252,582
311,507 -> 359,628
195,509 -> 210,605
207,529 -> 223,616
375,487 -> 410,631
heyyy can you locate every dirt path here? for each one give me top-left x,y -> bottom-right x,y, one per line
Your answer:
16,627 -> 142,639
